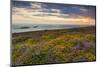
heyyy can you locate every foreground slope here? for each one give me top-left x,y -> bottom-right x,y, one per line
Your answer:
12,26 -> 96,65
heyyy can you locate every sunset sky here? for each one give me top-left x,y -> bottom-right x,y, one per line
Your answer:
12,1 -> 96,25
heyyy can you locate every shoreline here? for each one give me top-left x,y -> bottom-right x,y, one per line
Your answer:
12,26 -> 96,39
12,26 -> 95,34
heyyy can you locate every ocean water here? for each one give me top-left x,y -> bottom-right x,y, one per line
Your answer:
12,24 -> 86,33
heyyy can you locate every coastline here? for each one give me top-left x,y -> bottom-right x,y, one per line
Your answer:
12,26 -> 95,34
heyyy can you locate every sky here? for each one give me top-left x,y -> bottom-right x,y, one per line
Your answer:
12,1 -> 96,25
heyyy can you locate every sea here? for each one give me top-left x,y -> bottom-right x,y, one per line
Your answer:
12,23 -> 88,33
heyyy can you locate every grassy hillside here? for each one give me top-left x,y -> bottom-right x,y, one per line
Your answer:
12,26 -> 96,66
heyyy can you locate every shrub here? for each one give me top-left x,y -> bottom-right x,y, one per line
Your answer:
25,38 -> 38,45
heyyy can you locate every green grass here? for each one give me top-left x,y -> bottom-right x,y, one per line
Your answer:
12,26 -> 96,65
